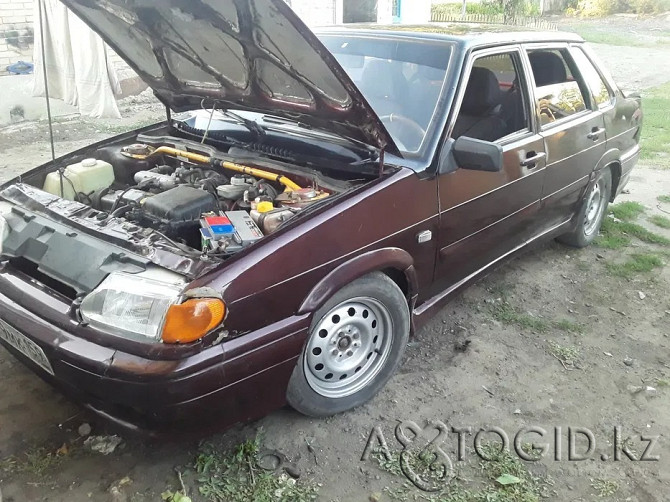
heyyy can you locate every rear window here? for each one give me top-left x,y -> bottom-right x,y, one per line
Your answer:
570,47 -> 614,110
527,49 -> 587,125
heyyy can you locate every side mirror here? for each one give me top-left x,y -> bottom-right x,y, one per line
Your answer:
452,136 -> 503,173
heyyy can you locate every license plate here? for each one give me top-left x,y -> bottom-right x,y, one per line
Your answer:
0,318 -> 54,375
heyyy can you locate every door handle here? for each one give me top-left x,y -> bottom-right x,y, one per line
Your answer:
587,128 -> 606,141
520,152 -> 546,168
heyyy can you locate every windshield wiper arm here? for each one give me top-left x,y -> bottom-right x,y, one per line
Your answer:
222,110 -> 266,139
261,114 -> 312,129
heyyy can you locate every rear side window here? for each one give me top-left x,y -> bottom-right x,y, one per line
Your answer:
570,47 -> 614,109
527,49 -> 587,125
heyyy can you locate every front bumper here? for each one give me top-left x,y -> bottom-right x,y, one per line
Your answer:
0,264 -> 310,433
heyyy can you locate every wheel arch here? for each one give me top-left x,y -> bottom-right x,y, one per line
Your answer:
594,148 -> 622,202
297,247 -> 418,315
606,161 -> 622,202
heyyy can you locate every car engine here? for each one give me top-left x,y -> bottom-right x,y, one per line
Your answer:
38,140 -> 333,257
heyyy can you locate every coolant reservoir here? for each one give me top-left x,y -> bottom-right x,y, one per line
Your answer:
43,158 -> 115,200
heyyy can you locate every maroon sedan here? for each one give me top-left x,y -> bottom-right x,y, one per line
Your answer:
0,0 -> 641,432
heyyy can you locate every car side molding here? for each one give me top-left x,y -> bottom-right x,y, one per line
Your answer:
297,247 -> 418,315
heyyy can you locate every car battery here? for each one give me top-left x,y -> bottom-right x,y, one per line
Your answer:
225,211 -> 264,245
200,211 -> 263,253
201,214 -> 236,239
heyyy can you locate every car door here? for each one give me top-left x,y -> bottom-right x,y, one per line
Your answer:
524,46 -> 608,227
570,44 -> 642,192
432,47 -> 546,292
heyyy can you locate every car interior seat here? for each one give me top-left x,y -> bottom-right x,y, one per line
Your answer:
358,59 -> 406,117
407,65 -> 445,129
499,78 -> 527,137
452,67 -> 506,142
528,51 -> 567,86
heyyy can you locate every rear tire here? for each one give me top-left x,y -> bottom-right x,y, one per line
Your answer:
287,272 -> 409,417
558,167 -> 612,248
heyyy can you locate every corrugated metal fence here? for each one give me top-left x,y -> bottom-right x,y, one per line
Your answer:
431,12 -> 559,30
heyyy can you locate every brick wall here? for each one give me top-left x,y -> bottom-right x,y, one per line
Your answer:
0,0 -> 34,76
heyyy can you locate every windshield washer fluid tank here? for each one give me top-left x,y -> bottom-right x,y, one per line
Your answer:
43,158 -> 115,200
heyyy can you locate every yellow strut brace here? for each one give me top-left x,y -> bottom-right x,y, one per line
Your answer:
126,146 -> 302,192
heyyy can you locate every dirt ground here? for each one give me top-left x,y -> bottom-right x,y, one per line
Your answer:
1,18 -> 670,502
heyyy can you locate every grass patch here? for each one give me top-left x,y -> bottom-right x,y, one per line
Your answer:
548,341 -> 580,368
658,195 -> 670,204
491,302 -> 549,332
595,232 -> 631,249
591,478 -> 619,498
567,25 -> 669,47
371,449 -> 403,477
596,217 -> 670,249
195,435 -> 318,502
378,442 -> 550,502
491,303 -> 586,335
554,319 -> 584,334
0,447 -> 62,475
616,221 -> 670,245
641,82 -> 670,168
655,378 -> 670,387
609,201 -> 645,221
606,252 -> 664,279
649,215 -> 670,229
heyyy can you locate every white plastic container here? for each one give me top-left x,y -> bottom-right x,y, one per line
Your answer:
43,158 -> 115,200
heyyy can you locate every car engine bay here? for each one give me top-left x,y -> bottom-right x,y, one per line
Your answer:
0,118 -> 378,277
35,137 -> 343,255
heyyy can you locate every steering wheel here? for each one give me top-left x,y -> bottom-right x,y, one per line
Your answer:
380,114 -> 426,151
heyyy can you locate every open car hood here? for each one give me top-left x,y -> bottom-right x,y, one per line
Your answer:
59,0 -> 400,155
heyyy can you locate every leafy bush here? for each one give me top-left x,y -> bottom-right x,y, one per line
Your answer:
569,0 -> 669,16
431,0 -> 540,18
432,2 -> 501,17
631,0 -> 670,13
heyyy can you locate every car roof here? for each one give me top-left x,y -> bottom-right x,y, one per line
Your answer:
314,24 -> 584,48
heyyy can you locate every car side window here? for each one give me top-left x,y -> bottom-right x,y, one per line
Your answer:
451,52 -> 530,143
527,49 -> 588,126
570,47 -> 614,110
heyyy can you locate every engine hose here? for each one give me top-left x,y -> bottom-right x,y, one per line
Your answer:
124,146 -> 302,192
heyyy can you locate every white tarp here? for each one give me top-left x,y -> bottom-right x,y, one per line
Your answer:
33,0 -> 121,119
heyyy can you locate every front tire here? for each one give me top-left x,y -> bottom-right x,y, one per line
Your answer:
287,272 -> 410,417
558,167 -> 612,248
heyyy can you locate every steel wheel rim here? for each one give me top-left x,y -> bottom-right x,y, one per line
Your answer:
304,297 -> 393,399
584,179 -> 605,236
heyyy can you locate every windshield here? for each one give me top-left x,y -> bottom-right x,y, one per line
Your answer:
319,34 -> 452,153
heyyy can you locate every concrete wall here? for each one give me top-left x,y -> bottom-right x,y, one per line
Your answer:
289,0 -> 338,25
289,0 -> 431,26
399,0 -> 432,23
0,0 -> 34,76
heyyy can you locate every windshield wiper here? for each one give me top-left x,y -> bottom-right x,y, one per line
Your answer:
221,110 -> 266,139
261,114 -> 312,129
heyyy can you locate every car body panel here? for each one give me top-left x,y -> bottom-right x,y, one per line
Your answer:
538,111 -> 607,226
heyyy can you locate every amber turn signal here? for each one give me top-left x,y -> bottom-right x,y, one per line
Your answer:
161,298 -> 225,344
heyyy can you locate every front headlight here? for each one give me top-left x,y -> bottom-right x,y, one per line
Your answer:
80,269 -> 186,341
